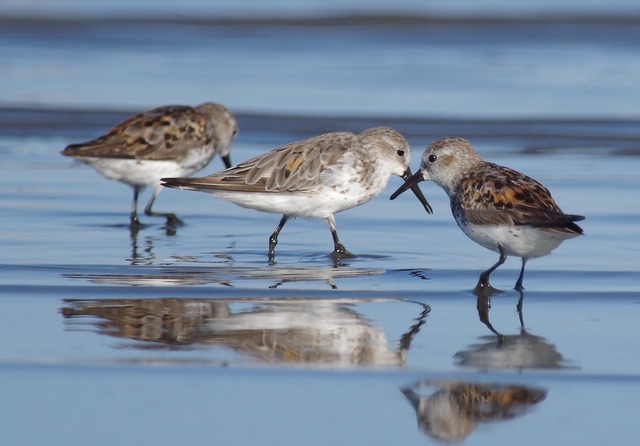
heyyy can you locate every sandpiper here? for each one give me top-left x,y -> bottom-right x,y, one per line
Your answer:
61,102 -> 238,226
391,137 -> 584,291
163,127 -> 431,260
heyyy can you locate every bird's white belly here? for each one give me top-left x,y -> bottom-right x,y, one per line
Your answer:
187,155 -> 392,219
204,187 -> 374,219
458,221 -> 575,259
77,148 -> 214,187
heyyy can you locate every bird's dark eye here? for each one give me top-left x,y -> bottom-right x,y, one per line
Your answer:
428,154 -> 437,163
396,150 -> 405,157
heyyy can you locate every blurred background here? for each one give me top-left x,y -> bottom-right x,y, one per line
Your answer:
2,0 -> 640,118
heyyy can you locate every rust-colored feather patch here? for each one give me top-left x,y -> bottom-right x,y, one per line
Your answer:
456,162 -> 583,234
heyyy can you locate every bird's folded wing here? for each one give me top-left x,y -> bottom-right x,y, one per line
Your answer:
460,165 -> 584,234
62,105 -> 213,160
164,132 -> 356,193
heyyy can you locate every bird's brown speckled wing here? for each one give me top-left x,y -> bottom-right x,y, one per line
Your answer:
163,132 -> 356,193
456,163 -> 584,234
62,105 -> 213,160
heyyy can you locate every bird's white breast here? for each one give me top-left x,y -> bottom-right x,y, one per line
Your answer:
456,217 -> 577,259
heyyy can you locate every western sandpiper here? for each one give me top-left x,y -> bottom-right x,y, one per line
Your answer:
391,137 -> 584,291
61,102 -> 238,226
162,127 -> 431,260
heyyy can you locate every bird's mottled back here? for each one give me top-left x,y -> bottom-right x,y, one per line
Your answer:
454,162 -> 584,234
163,127 -> 412,194
62,102 -> 237,161
169,131 -> 357,193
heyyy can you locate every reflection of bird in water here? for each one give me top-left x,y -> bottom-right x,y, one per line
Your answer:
62,298 -> 223,345
455,289 -> 569,369
258,265 -> 385,289
455,332 -> 566,370
128,230 -> 157,265
61,298 -> 429,367
128,229 -> 233,266
402,380 -> 547,443
63,264 -> 384,289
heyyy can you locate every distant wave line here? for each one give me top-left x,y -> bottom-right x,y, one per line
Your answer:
2,106 -> 640,154
3,13 -> 640,28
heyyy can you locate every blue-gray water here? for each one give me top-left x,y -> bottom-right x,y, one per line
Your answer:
1,1 -> 640,445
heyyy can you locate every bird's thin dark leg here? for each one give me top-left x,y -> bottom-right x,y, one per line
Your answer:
326,215 -> 354,258
514,257 -> 528,291
476,244 -> 507,291
268,215 -> 289,261
144,186 -> 183,226
130,186 -> 142,227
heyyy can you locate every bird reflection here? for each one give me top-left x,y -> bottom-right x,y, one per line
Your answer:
61,298 -> 429,367
64,264 -> 384,289
454,289 -> 569,369
402,380 -> 546,443
263,264 -> 383,289
128,227 -> 156,265
127,222 -> 184,264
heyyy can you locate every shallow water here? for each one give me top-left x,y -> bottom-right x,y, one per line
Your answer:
1,2 -> 640,445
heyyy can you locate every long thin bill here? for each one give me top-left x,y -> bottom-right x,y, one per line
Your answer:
394,169 -> 432,214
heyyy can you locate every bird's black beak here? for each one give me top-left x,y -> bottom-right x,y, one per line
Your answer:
222,154 -> 233,169
393,168 -> 432,214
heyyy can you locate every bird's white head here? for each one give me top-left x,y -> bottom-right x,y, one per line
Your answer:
358,127 -> 411,177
